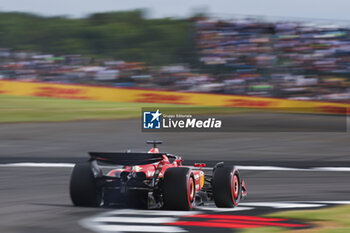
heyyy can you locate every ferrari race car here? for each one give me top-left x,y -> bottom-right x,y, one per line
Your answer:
69,141 -> 247,210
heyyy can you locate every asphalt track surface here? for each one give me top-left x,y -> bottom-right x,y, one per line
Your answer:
0,116 -> 349,233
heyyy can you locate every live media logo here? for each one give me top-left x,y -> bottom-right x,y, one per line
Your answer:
143,109 -> 162,129
142,108 -> 222,131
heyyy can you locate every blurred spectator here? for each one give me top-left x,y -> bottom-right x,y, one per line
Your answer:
1,16 -> 350,103
194,17 -> 350,102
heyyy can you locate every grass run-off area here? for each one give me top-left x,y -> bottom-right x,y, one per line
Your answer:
0,95 -> 247,123
241,204 -> 350,233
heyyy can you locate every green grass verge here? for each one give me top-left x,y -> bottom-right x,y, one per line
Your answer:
241,227 -> 286,233
0,95 -> 183,123
240,205 -> 350,233
0,95 -> 247,123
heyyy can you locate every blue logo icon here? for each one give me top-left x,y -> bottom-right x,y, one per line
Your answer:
143,109 -> 162,129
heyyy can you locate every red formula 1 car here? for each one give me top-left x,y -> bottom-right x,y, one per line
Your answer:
69,141 -> 247,210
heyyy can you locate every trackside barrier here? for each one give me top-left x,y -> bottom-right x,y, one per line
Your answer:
0,80 -> 349,114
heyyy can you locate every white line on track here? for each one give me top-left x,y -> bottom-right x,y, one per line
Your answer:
312,167 -> 350,172
239,202 -> 326,208
2,162 -> 350,172
88,209 -> 202,217
308,201 -> 350,205
87,224 -> 187,233
0,162 -> 75,168
79,202 -> 350,233
196,206 -> 254,212
235,165 -> 305,171
92,217 -> 177,224
202,166 -> 350,172
80,209 -> 201,233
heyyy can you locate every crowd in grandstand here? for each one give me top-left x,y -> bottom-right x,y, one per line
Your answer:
1,17 -> 350,102
195,18 -> 350,102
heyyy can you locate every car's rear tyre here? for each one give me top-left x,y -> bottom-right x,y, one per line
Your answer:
212,167 -> 241,208
69,162 -> 102,207
163,167 -> 195,210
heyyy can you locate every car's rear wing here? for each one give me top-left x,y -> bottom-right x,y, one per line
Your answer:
89,152 -> 165,166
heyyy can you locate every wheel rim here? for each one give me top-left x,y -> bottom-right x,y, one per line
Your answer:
232,174 -> 239,199
188,178 -> 195,202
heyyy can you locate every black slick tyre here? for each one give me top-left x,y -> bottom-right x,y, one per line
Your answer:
163,167 -> 195,210
69,162 -> 102,207
212,167 -> 241,208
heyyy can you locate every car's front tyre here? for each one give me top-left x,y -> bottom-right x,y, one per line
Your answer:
212,166 -> 241,208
